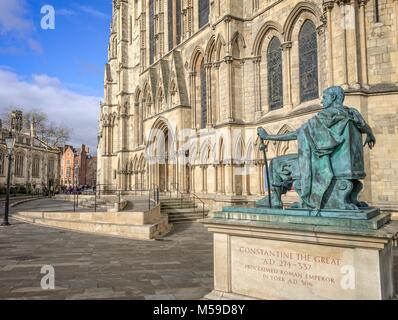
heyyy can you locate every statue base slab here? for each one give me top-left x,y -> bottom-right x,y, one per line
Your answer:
217,207 -> 389,230
203,209 -> 398,300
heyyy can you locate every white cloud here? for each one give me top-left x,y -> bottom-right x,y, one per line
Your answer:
27,39 -> 44,55
0,68 -> 100,152
57,9 -> 77,17
0,0 -> 33,35
78,5 -> 108,19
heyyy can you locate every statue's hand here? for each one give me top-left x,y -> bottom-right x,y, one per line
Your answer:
364,133 -> 376,149
257,127 -> 270,140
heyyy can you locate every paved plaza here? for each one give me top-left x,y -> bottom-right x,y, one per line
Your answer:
0,199 -> 213,300
0,199 -> 397,299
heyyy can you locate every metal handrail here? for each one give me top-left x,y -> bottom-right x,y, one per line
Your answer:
71,185 -> 160,213
189,192 -> 206,220
167,186 -> 207,220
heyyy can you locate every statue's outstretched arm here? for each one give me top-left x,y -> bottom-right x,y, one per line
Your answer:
257,127 -> 298,141
348,108 -> 376,149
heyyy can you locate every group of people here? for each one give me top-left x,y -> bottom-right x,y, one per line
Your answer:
60,185 -> 95,195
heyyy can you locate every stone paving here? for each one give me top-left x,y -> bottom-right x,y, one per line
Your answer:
0,200 -> 213,300
0,199 -> 397,299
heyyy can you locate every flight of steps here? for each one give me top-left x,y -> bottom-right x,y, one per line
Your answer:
160,197 -> 209,223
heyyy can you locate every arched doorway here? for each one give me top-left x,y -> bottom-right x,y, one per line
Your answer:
149,118 -> 175,192
158,127 -> 169,192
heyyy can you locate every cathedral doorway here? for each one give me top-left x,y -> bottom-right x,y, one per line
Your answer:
158,128 -> 169,192
150,118 -> 175,193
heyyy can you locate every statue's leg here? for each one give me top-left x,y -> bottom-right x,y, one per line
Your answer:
351,180 -> 369,208
322,179 -> 360,210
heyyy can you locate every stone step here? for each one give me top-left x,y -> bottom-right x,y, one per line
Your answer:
12,212 -> 171,240
160,199 -> 195,204
163,208 -> 208,214
161,204 -> 197,209
168,214 -> 207,220
166,210 -> 209,222
168,216 -> 206,223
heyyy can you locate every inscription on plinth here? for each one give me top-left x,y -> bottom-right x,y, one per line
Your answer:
230,237 -> 358,300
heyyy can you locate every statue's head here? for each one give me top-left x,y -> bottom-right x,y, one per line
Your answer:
321,86 -> 345,108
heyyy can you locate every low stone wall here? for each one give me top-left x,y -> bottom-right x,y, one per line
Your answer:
54,194 -> 128,212
12,205 -> 171,240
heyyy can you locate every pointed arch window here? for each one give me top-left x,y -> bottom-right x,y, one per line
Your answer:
15,152 -> 24,177
32,156 -> 40,178
149,0 -> 155,64
267,37 -> 283,110
200,60 -> 207,129
299,20 -> 319,102
168,0 -> 182,51
199,0 -> 209,29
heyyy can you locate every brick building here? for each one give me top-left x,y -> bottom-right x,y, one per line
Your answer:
60,144 -> 96,187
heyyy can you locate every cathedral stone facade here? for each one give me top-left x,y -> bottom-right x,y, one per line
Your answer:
97,0 -> 398,211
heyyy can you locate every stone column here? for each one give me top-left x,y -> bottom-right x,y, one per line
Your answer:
201,166 -> 208,193
224,161 -> 234,195
120,112 -> 127,151
225,56 -> 234,122
324,0 -> 335,86
139,101 -> 144,145
346,0 -> 361,89
253,57 -> 262,117
394,0 -> 398,84
205,63 -> 213,127
213,62 -> 221,123
191,166 -> 196,192
242,164 -> 248,196
189,71 -> 197,129
358,0 -> 369,88
281,42 -> 293,110
220,164 -> 226,194
103,124 -> 108,155
338,0 -> 349,89
208,165 -> 216,194
134,102 -> 139,147
258,161 -> 265,195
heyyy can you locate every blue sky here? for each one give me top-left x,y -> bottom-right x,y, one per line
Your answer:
0,0 -> 112,152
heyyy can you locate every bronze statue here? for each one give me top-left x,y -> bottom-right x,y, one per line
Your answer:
257,86 -> 376,211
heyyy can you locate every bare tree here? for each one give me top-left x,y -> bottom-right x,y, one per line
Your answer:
42,122 -> 70,148
1,107 -> 71,148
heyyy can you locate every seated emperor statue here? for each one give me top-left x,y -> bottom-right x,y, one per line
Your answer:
257,86 -> 376,211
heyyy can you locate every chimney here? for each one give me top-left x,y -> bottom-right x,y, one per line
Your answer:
30,121 -> 36,137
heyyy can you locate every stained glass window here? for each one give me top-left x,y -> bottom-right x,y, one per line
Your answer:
149,0 -> 155,64
168,0 -> 182,51
267,37 -> 283,110
299,20 -> 319,102
168,0 -> 173,51
200,61 -> 207,129
199,0 -> 209,29
176,0 -> 181,45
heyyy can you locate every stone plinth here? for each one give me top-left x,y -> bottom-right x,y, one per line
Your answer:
12,205 -> 171,240
203,210 -> 398,300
